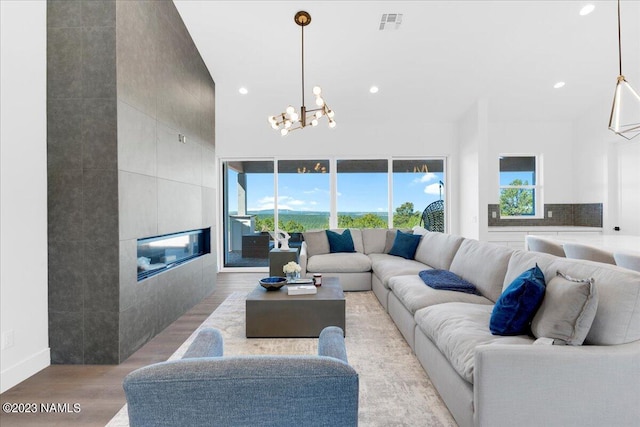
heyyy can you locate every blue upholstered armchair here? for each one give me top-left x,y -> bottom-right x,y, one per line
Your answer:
123,326 -> 359,427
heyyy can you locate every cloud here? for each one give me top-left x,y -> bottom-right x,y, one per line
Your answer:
424,183 -> 443,195
413,172 -> 437,184
303,187 -> 330,195
251,195 -> 314,211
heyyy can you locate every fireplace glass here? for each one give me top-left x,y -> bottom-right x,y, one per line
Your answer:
137,228 -> 210,281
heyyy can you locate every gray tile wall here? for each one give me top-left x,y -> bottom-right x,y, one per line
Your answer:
115,0 -> 216,362
47,0 -> 216,364
47,0 -> 119,365
487,203 -> 603,227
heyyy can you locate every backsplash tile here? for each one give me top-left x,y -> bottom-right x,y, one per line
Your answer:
488,203 -> 602,227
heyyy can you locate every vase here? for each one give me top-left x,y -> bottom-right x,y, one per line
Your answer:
286,272 -> 300,282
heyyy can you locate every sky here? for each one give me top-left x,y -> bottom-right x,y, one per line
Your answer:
228,169 -> 446,214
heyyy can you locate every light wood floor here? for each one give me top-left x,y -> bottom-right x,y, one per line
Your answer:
0,272 -> 263,427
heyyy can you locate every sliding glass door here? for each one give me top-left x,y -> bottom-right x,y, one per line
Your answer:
222,161 -> 274,267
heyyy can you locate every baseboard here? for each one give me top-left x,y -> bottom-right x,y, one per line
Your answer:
0,347 -> 50,393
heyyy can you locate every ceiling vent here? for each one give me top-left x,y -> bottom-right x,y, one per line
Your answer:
379,13 -> 403,31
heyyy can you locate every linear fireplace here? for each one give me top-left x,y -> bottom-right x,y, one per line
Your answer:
137,228 -> 211,281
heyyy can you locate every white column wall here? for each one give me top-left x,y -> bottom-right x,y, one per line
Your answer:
0,0 -> 49,393
487,121 -> 574,205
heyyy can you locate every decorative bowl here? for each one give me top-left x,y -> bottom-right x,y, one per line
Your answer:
259,276 -> 287,291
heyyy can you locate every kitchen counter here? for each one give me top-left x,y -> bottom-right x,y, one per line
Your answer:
485,226 -> 602,250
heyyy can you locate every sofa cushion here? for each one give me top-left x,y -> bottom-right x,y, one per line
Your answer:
414,232 -> 464,270
415,302 -> 534,384
388,230 -> 422,259
326,229 -> 355,253
361,228 -> 389,254
390,275 -> 492,314
531,271 -> 598,345
369,253 -> 426,288
302,231 -> 330,257
449,239 -> 514,302
490,265 -> 546,336
306,252 -> 372,273
548,258 -> 640,345
412,225 -> 429,236
503,250 -> 558,293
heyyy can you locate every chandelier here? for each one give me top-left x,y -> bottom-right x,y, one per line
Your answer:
608,0 -> 640,140
268,11 -> 335,136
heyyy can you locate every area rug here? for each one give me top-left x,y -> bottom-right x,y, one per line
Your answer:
107,291 -> 456,426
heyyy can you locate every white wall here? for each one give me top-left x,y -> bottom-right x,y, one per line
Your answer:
487,121 -> 574,205
216,118 -> 455,159
572,97 -> 640,234
0,0 -> 49,393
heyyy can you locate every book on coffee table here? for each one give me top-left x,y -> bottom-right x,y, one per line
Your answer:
288,278 -> 313,284
287,285 -> 317,296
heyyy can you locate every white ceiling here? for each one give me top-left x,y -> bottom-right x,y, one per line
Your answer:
174,0 -> 640,129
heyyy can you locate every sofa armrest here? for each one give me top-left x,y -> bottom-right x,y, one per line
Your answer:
318,326 -> 348,363
473,340 -> 640,427
299,241 -> 308,276
182,328 -> 224,359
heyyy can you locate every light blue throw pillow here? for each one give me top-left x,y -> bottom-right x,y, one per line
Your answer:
388,230 -> 422,260
490,264 -> 546,336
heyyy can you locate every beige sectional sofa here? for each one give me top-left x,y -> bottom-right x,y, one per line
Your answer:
299,227 -> 640,427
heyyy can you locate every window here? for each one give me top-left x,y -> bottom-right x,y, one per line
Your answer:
499,156 -> 541,217
336,159 -> 388,228
277,160 -> 330,232
392,159 -> 445,230
220,157 -> 447,268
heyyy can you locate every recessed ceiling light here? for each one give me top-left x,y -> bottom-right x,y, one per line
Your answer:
239,87 -> 248,95
369,86 -> 379,94
579,4 -> 595,16
554,81 -> 566,89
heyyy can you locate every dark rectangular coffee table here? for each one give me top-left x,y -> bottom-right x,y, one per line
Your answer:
246,277 -> 345,338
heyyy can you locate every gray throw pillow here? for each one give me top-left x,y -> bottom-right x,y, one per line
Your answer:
383,230 -> 397,253
531,271 -> 598,345
303,231 -> 330,257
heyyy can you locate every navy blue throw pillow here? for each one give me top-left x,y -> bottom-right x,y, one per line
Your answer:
388,230 -> 422,259
490,264 -> 546,336
326,229 -> 356,253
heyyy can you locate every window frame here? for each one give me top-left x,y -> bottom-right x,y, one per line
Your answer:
498,154 -> 543,219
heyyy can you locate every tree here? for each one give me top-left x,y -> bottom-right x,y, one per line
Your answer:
337,215 -> 356,229
281,220 -> 305,233
254,216 -> 274,232
338,213 -> 386,229
393,202 -> 421,228
500,179 -> 534,216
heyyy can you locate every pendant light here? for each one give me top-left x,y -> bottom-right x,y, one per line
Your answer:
608,0 -> 640,140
